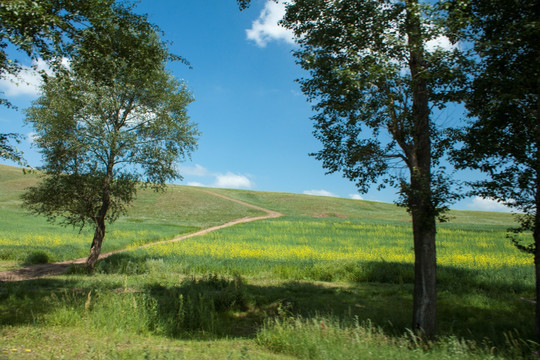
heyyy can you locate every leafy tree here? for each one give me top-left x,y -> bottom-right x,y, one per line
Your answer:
22,8 -> 198,270
240,0 -> 464,336
447,0 -> 540,338
0,0 -> 130,164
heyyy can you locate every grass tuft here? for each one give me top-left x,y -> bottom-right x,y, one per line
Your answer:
23,251 -> 50,265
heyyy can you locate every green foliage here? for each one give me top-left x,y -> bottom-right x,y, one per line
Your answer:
281,0 -> 464,208
237,0 -> 253,11
21,7 -> 198,245
448,0 -> 539,236
446,5 -> 539,340
0,0 -> 116,68
22,172 -> 138,229
0,133 -> 24,165
0,0 -> 121,161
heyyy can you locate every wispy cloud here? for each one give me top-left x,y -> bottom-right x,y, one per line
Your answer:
303,189 -> 338,197
0,58 -> 69,97
466,196 -> 514,212
178,164 -> 210,177
246,0 -> 295,47
0,63 -> 44,97
349,194 -> 363,200
179,164 -> 253,190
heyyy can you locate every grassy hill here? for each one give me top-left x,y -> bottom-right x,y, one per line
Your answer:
0,163 -> 515,225
0,163 -> 535,359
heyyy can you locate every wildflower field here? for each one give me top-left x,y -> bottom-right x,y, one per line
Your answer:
138,218 -> 530,271
0,164 -> 536,359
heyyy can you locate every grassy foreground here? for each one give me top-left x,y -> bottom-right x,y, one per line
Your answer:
0,164 -> 536,359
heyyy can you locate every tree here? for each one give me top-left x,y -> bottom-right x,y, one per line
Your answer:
447,0 -> 540,339
21,7 -> 199,270
0,0 -> 131,164
240,0 -> 464,336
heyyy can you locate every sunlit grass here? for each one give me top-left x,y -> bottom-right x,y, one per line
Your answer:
1,163 -> 536,359
0,208 -> 196,262
135,217 -> 531,272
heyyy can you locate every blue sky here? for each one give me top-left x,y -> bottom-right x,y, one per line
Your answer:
0,0 -> 512,212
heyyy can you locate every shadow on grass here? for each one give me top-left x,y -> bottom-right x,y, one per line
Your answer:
0,277 -> 123,326
0,253 -> 535,346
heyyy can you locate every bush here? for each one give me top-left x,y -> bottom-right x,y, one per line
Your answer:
24,251 -> 50,265
95,253 -> 149,275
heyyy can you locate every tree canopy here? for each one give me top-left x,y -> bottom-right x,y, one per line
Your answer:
449,0 -> 539,218
0,0 -> 141,164
447,0 -> 540,339
22,6 -> 198,269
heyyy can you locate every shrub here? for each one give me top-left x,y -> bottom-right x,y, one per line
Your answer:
24,251 -> 50,265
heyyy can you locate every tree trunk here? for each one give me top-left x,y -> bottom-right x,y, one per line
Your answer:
406,0 -> 437,338
86,216 -> 106,270
410,179 -> 437,337
86,162 -> 114,271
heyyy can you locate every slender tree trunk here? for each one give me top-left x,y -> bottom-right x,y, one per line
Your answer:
406,0 -> 437,338
86,162 -> 114,271
87,216 -> 106,270
410,175 -> 437,337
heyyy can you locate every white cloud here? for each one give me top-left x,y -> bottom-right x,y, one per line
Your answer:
349,194 -> 363,200
425,35 -> 456,53
466,197 -> 513,212
0,58 -> 70,97
303,189 -> 339,197
178,164 -> 253,190
214,172 -> 253,189
1,65 -> 43,97
246,0 -> 295,47
178,164 -> 210,177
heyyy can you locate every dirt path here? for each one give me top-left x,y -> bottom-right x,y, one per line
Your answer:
0,189 -> 283,282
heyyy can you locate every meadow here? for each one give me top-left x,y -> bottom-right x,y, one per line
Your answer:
0,164 -> 536,359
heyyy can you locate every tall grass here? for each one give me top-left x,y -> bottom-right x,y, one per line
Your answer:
257,315 -> 537,360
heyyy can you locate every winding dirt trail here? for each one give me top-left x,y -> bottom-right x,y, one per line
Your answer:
0,189 -> 282,282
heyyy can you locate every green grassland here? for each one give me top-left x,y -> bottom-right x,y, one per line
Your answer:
0,164 -> 536,359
